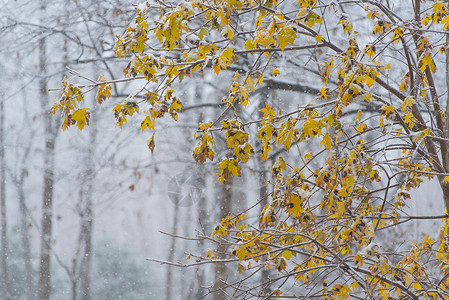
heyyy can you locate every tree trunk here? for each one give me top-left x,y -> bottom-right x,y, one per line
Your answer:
444,2 -> 449,135
0,92 -> 10,300
193,83 -> 207,299
38,1 -> 57,298
443,1 -> 449,214
194,165 -> 207,299
18,169 -> 33,300
257,92 -> 271,295
165,200 -> 179,300
38,82 -> 56,300
79,106 -> 96,300
258,168 -> 271,295
213,178 -> 232,300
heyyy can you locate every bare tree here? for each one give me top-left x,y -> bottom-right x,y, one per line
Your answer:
0,82 -> 10,300
38,0 -> 59,298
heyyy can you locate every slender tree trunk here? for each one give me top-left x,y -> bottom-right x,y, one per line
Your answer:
165,201 -> 179,300
79,103 -> 96,300
213,178 -> 232,300
445,4 -> 449,135
194,165 -> 207,299
11,73 -> 34,299
257,92 -> 271,295
38,79 -> 56,300
258,168 -> 271,294
79,204 -> 93,300
193,84 -> 207,299
73,185 -> 94,300
444,1 -> 449,215
70,81 -> 97,300
444,1 -> 449,137
18,170 -> 33,300
0,92 -> 10,300
38,1 -> 57,299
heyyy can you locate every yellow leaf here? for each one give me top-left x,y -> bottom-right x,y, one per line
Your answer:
260,103 -> 276,119
319,87 -> 329,100
287,193 -> 304,218
356,110 -> 362,122
363,93 -> 372,102
304,151 -> 312,161
321,133 -> 332,150
141,116 -> 155,131
245,39 -> 254,50
96,75 -> 112,104
420,53 -> 436,73
237,263 -> 246,274
302,118 -> 320,138
355,123 -> 367,134
277,258 -> 287,271
277,26 -> 296,51
217,158 -> 241,182
198,27 -> 208,40
363,44 -> 376,57
354,254 -> 364,267
272,156 -> 286,176
305,11 -> 322,27
71,108 -> 90,130
381,105 -> 395,118
221,25 -> 234,40
259,204 -> 276,228
50,101 -> 63,116
412,282 -> 422,290
442,16 -> 449,30
282,250 -> 292,260
147,134 -> 155,152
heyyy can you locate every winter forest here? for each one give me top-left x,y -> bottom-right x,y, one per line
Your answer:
1,0 -> 449,299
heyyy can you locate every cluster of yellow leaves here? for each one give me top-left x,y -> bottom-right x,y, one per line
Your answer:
217,119 -> 254,182
258,104 -> 277,159
154,2 -> 192,50
113,97 -> 139,129
259,203 -> 277,229
398,238 -> 433,293
96,75 -> 112,104
142,89 -> 184,150
419,49 -> 437,73
227,72 -> 251,107
214,48 -> 235,75
217,158 -> 241,183
277,25 -> 297,51
245,14 -> 297,52
337,16 -> 353,34
222,119 -> 254,162
115,7 -> 149,57
51,77 -> 89,130
211,214 -> 246,239
277,118 -> 299,150
124,54 -> 160,81
372,20 -> 391,35
340,219 -> 374,251
331,283 -> 351,300
193,122 -> 216,164
423,2 -> 449,30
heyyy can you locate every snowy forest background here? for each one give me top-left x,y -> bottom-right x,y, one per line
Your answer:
0,0 -> 447,299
